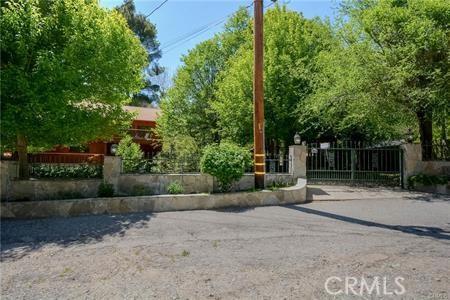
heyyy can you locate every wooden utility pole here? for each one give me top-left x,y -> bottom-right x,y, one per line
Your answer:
253,0 -> 265,189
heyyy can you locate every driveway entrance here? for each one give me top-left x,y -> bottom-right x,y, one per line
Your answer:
306,142 -> 403,186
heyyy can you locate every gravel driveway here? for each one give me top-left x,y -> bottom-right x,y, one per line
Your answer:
1,194 -> 449,299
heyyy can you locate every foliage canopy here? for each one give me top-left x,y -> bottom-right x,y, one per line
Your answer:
160,2 -> 449,151
1,0 -> 147,176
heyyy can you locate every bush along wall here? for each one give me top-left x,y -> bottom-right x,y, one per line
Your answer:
30,164 -> 103,179
200,142 -> 252,192
407,173 -> 449,189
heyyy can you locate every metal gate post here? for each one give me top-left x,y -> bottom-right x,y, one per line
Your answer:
399,148 -> 404,188
351,149 -> 356,182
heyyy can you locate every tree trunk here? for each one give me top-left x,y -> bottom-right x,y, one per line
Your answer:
417,109 -> 433,160
441,115 -> 447,142
17,134 -> 29,178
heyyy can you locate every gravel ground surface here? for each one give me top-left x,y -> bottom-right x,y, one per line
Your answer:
1,193 -> 450,299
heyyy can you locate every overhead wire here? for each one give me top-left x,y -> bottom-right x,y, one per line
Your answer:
161,1 -> 256,54
145,0 -> 169,18
159,0 -> 278,54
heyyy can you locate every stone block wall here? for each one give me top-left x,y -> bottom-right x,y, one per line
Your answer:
6,179 -> 102,201
1,160 -> 101,201
1,160 -> 299,201
401,143 -> 450,188
117,173 -> 296,196
118,173 -> 214,195
1,179 -> 308,219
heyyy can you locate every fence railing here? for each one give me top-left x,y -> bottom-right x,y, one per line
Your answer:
121,157 -> 201,174
245,154 -> 291,174
422,142 -> 449,161
266,154 -> 290,173
122,153 -> 291,175
128,128 -> 158,142
306,142 -> 402,186
7,153 -> 105,179
27,153 -> 104,164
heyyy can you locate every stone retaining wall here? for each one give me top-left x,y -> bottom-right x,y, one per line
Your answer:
118,173 -> 296,196
1,179 -> 307,219
401,143 -> 450,188
1,159 -> 299,201
118,173 -> 214,195
1,161 -> 103,201
4,178 -> 102,201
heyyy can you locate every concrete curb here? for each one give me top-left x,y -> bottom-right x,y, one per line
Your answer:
1,179 -> 307,219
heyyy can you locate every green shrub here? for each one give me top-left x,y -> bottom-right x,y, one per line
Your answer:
154,135 -> 202,173
31,164 -> 102,178
167,181 -> 184,194
98,181 -> 114,197
267,179 -> 289,191
200,142 -> 252,192
407,173 -> 449,189
116,135 -> 144,173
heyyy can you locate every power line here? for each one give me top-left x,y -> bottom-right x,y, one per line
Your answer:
162,2 -> 253,52
145,0 -> 169,18
162,17 -> 229,53
264,0 -> 276,9
161,1 -> 277,54
162,16 -> 230,51
161,1 -> 255,54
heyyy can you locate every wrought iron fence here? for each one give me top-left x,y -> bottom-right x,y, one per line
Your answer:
422,142 -> 449,161
122,153 -> 291,174
28,153 -> 104,164
266,154 -> 290,173
306,142 -> 402,186
121,156 -> 201,174
9,153 -> 106,179
245,154 -> 291,174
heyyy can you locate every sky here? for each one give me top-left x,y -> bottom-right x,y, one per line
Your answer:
100,0 -> 340,78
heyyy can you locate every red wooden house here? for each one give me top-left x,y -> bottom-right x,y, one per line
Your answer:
18,106 -> 162,164
88,106 -> 161,158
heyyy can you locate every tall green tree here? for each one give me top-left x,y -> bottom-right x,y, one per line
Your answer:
116,0 -> 164,106
157,8 -> 252,147
213,6 -> 334,148
307,0 -> 449,151
299,40 -> 414,142
0,0 -> 148,177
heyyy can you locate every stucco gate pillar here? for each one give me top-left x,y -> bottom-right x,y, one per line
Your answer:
289,145 -> 307,179
103,156 -> 122,191
400,143 -> 422,188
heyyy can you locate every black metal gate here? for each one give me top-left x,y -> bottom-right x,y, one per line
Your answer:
306,142 -> 403,186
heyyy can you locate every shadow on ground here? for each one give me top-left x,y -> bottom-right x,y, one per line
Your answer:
213,206 -> 255,213
1,213 -> 152,262
285,205 -> 450,241
306,187 -> 330,198
307,184 -> 449,202
404,193 -> 450,202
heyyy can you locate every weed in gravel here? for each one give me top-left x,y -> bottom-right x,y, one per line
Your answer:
59,267 -> 72,277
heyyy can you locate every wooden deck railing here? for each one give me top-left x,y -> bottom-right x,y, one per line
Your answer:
27,153 -> 104,164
